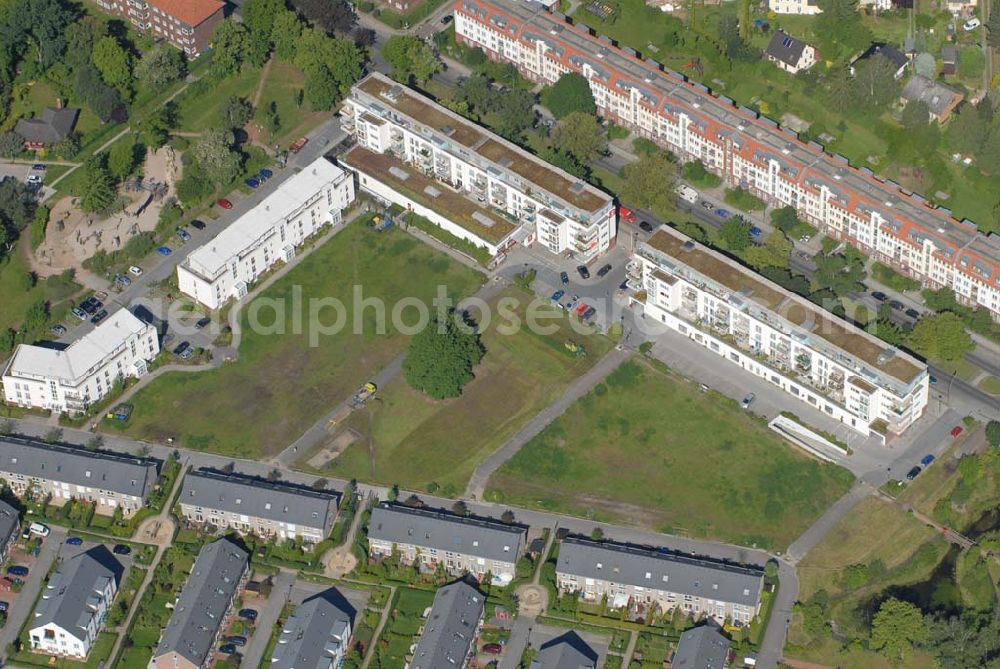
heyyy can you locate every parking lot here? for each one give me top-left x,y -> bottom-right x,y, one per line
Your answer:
0,523 -> 67,656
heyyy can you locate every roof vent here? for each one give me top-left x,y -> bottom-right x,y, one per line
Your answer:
681,241 -> 696,252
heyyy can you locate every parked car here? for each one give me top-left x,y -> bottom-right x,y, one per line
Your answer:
115,274 -> 131,287
26,174 -> 42,186
574,303 -> 589,317
920,454 -> 936,466
951,426 -> 964,438
749,226 -> 762,238
29,522 -> 49,537
551,290 -> 565,302
700,201 -> 713,211
66,537 -> 83,546
172,342 -> 190,356
239,608 -> 258,621
799,234 -> 811,243
195,317 -> 211,329
905,308 -> 920,319
741,393 -> 756,409
559,271 -> 569,285
31,164 -> 46,171
129,265 -> 143,276
964,17 -> 981,30
638,221 -> 654,233
190,219 -> 206,230
157,246 -> 173,256
929,375 -> 938,385
906,466 -> 922,480
82,297 -> 102,313
596,263 -> 612,277
0,600 -> 8,612
227,636 -> 247,647
90,309 -> 108,325
112,544 -> 132,555
441,13 -> 453,23
289,137 -> 308,154
617,205 -> 636,223
582,306 -> 597,321
259,168 -> 273,179
176,227 -> 191,242
482,643 -> 503,654
72,307 -> 87,321
179,347 -> 194,360
50,324 -> 67,336
576,265 -> 590,280
6,566 -> 28,577
714,209 -> 730,219
245,177 -> 260,189
217,198 -> 233,209
871,291 -> 888,302
219,644 -> 237,655
566,295 -> 580,311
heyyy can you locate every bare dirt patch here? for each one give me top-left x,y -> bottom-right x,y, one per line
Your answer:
31,146 -> 181,277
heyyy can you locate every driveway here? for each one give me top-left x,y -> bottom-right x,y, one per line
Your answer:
0,524 -> 66,660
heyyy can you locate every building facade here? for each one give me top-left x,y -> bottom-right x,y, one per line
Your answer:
3,310 -> 160,415
178,157 -> 356,310
30,548 -> 122,659
270,589 -> 354,669
409,580 -> 485,669
633,228 -> 930,438
92,0 -> 225,55
0,500 -> 19,564
556,538 -> 765,626
151,539 -> 249,669
340,73 -> 616,263
179,470 -> 339,545
367,503 -> 527,585
454,0 -> 1000,321
0,436 -> 158,516
767,0 -> 822,14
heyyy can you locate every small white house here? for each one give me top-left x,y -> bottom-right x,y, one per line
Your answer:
764,31 -> 818,74
29,548 -> 122,659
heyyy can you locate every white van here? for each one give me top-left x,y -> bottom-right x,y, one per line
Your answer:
29,522 -> 50,537
964,17 -> 981,31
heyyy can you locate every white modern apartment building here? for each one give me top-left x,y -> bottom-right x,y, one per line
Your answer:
556,537 -> 765,626
633,227 -> 930,438
340,73 -> 616,263
0,435 -> 159,516
178,157 -> 356,309
30,547 -> 122,659
454,0 -> 1000,321
2,309 -> 159,415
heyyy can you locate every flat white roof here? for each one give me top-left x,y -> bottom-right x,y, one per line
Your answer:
5,310 -> 149,383
183,157 -> 346,279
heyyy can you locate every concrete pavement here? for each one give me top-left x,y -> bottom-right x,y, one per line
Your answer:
0,526 -> 67,655
239,569 -> 296,669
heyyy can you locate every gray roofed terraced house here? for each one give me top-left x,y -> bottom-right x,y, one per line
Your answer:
530,632 -> 598,669
0,500 -> 19,561
0,435 -> 158,514
29,546 -> 123,658
270,588 -> 354,669
179,469 -> 340,542
672,623 -> 731,669
409,580 -> 485,669
150,538 -> 249,669
555,538 -> 765,625
367,502 -> 527,584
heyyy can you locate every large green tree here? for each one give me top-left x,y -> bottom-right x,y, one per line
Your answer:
218,96 -> 253,131
294,29 -> 363,108
271,9 -> 304,60
211,20 -> 253,77
134,44 -> 185,88
404,313 -> 485,399
906,312 -> 974,362
619,152 -> 677,219
491,88 -> 535,141
987,0 -> 1000,49
79,158 -> 116,213
947,103 -> 990,155
106,136 -> 142,182
541,72 -> 596,120
91,36 -> 132,92
852,55 -> 901,110
870,598 -> 929,662
551,112 -> 607,165
193,129 -> 243,185
719,216 -> 751,252
382,35 -> 441,85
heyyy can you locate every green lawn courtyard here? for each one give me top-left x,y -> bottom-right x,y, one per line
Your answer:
119,221 -> 483,458
485,357 -> 854,549
310,287 -> 613,495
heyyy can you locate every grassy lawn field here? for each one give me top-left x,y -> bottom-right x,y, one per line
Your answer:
255,60 -> 330,149
174,68 -> 261,133
0,244 -> 82,335
118,222 -> 483,457
369,587 -> 435,669
485,357 -> 854,549
313,287 -> 613,495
